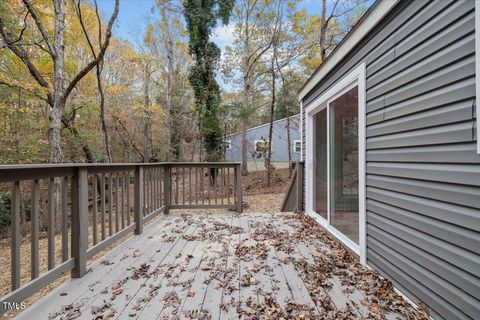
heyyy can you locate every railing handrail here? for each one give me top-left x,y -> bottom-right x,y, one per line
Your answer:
0,162 -> 242,183
0,161 -> 241,169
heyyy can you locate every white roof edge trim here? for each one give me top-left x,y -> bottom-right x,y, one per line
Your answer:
298,0 -> 399,101
225,113 -> 300,138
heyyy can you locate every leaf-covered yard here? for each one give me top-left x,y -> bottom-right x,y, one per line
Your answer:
16,211 -> 428,320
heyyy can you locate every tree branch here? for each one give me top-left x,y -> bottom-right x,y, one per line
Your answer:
62,0 -> 119,104
0,17 -> 54,106
73,0 -> 97,58
21,0 -> 55,58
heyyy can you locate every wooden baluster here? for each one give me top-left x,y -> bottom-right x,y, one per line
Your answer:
182,167 -> 185,205
11,181 -> 21,290
146,170 -> 150,214
194,167 -> 198,205
146,170 -> 150,215
149,169 -> 153,211
121,173 -> 125,230
163,165 -> 171,214
115,173 -> 119,233
92,175 -> 98,246
134,166 -> 144,235
207,167 -> 211,205
213,168 -> 217,205
61,177 -> 68,261
175,168 -> 179,205
200,167 -> 205,205
47,178 -> 55,270
188,167 -> 192,205
143,171 -> 146,215
154,168 -> 158,209
160,168 -> 163,207
158,168 -> 161,208
127,172 -> 131,225
159,168 -> 162,207
101,174 -> 106,241
108,174 -> 113,236
227,167 -> 231,205
152,169 -> 156,210
150,169 -> 154,212
31,179 -> 40,280
235,164 -> 243,213
158,167 -> 165,208
221,168 -> 224,205
151,169 -> 154,211
106,174 -> 111,236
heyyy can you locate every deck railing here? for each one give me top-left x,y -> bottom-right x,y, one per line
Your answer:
281,162 -> 304,212
0,162 -> 242,314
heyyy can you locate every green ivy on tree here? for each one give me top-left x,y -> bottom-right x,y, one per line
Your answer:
183,0 -> 234,161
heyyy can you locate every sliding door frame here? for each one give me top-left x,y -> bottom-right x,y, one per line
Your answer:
305,63 -> 367,265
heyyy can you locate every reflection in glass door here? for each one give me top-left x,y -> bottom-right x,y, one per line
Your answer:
313,109 -> 327,219
330,86 -> 359,244
312,85 -> 359,244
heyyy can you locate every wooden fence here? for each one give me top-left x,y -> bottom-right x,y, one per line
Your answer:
0,162 -> 242,314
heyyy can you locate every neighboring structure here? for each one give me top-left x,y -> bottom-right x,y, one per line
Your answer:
225,114 -> 301,170
298,1 -> 480,319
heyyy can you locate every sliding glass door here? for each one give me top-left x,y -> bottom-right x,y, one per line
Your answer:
312,85 -> 359,244
329,86 -> 359,244
313,109 -> 328,219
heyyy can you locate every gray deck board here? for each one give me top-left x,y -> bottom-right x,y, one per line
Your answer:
181,214 -> 232,319
15,211 -> 415,320
198,214 -> 233,319
219,213 -> 241,319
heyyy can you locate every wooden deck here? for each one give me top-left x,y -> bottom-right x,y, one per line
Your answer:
15,212 -> 418,320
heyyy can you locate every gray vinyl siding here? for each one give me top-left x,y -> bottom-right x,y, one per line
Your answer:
300,1 -> 480,319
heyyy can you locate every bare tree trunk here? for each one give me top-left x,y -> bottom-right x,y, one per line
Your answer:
320,0 -> 327,62
223,122 -> 227,160
97,63 -> 112,162
241,90 -> 249,175
278,69 -> 292,178
143,62 -> 151,162
266,57 -> 275,187
51,0 -> 67,164
241,9 -> 251,176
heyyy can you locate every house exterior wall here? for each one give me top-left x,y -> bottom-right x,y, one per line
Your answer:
300,1 -> 480,319
225,114 -> 301,163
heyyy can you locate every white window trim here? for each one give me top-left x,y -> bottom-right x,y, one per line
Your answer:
224,139 -> 232,150
305,63 -> 366,265
293,140 -> 302,153
476,1 -> 480,153
254,139 -> 271,153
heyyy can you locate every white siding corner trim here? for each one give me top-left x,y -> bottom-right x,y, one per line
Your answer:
300,101 -> 304,161
476,1 -> 480,153
304,63 -> 367,265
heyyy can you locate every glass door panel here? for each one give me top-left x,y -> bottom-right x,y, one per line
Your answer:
313,108 -> 328,219
329,86 -> 359,243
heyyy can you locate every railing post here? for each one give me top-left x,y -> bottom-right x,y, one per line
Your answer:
71,167 -> 88,278
11,181 -> 21,290
134,165 -> 144,235
235,164 -> 243,213
296,162 -> 304,212
163,164 -> 171,214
